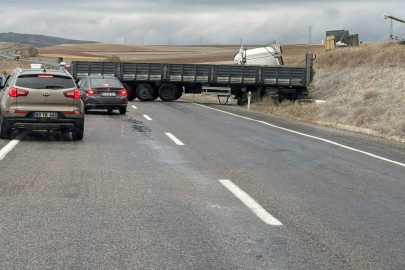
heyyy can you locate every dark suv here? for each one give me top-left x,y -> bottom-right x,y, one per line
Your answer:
0,68 -> 84,140
77,76 -> 127,114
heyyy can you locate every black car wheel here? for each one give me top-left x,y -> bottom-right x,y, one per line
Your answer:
119,107 -> 127,115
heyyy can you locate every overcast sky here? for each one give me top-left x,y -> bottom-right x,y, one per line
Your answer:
1,0 -> 405,45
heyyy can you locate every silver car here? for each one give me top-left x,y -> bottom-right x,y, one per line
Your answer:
0,68 -> 84,140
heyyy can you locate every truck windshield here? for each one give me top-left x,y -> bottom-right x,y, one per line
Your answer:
16,75 -> 76,89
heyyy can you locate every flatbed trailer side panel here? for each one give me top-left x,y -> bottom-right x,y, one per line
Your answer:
71,52 -> 314,101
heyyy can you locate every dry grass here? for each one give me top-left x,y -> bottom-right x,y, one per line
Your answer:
246,43 -> 405,142
315,42 -> 405,69
363,88 -> 378,100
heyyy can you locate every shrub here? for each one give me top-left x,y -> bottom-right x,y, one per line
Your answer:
27,46 -> 39,57
363,88 -> 378,100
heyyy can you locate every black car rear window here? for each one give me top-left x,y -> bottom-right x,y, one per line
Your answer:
16,75 -> 76,90
90,78 -> 122,88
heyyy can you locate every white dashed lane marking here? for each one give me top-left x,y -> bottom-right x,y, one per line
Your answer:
219,179 -> 282,226
143,115 -> 152,121
165,133 -> 185,146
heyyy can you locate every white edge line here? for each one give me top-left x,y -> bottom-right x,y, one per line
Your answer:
143,115 -> 152,121
219,180 -> 282,226
131,105 -> 138,109
165,133 -> 185,146
191,102 -> 405,168
0,133 -> 25,161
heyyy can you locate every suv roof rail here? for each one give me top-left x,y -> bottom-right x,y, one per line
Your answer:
63,68 -> 70,75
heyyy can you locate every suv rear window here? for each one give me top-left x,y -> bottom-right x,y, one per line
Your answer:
90,78 -> 122,88
16,75 -> 76,90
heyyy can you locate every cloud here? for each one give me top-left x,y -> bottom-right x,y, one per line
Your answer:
0,0 -> 404,45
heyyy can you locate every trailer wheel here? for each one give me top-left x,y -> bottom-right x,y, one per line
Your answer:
136,84 -> 155,101
158,84 -> 177,101
123,83 -> 136,101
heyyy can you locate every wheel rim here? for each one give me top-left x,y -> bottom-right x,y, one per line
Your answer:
139,87 -> 150,98
162,87 -> 173,98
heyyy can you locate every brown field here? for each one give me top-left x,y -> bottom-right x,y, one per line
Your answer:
0,59 -> 31,74
38,43 -> 325,65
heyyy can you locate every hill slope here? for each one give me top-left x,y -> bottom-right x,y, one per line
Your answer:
0,32 -> 98,47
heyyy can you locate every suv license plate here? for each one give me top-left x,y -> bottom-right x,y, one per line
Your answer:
34,112 -> 59,118
101,92 -> 116,97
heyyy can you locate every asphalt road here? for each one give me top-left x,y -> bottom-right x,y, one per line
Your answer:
0,99 -> 404,269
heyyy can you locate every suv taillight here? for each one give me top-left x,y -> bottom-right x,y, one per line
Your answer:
9,88 -> 29,97
64,89 -> 80,99
119,89 -> 127,96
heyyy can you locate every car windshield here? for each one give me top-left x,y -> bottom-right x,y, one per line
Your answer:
16,74 -> 75,89
90,78 -> 122,87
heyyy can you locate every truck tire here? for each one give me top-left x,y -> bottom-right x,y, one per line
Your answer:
0,116 -> 11,139
158,84 -> 177,101
123,83 -> 136,101
136,84 -> 155,101
174,86 -> 183,100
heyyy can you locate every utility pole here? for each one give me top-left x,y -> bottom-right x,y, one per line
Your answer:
124,37 -> 126,45
240,37 -> 242,46
390,19 -> 394,37
200,35 -> 203,46
309,26 -> 312,44
169,37 -> 171,46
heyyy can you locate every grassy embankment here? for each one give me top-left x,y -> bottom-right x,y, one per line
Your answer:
250,43 -> 405,142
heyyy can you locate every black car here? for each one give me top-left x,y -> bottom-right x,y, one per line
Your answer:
77,76 -> 127,114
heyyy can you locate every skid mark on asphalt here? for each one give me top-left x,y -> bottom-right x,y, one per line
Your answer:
192,102 -> 405,168
219,180 -> 283,226
126,117 -> 151,134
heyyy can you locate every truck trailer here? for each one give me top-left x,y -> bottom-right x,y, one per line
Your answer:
71,52 -> 315,105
